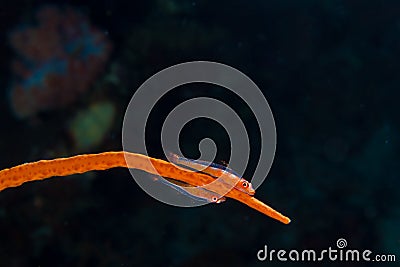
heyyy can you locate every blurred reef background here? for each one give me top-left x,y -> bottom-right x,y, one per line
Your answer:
0,0 -> 399,266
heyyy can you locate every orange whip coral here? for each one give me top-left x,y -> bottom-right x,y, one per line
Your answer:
0,151 -> 290,224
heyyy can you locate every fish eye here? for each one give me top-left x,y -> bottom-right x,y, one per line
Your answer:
242,181 -> 248,188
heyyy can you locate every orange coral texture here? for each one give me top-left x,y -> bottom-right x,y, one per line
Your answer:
0,152 -> 290,224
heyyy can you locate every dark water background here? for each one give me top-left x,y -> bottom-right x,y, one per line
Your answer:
0,0 -> 398,266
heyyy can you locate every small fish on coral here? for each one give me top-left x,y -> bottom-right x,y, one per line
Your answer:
8,6 -> 112,118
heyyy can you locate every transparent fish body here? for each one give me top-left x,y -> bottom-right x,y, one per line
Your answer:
170,154 -> 255,195
151,175 -> 225,204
